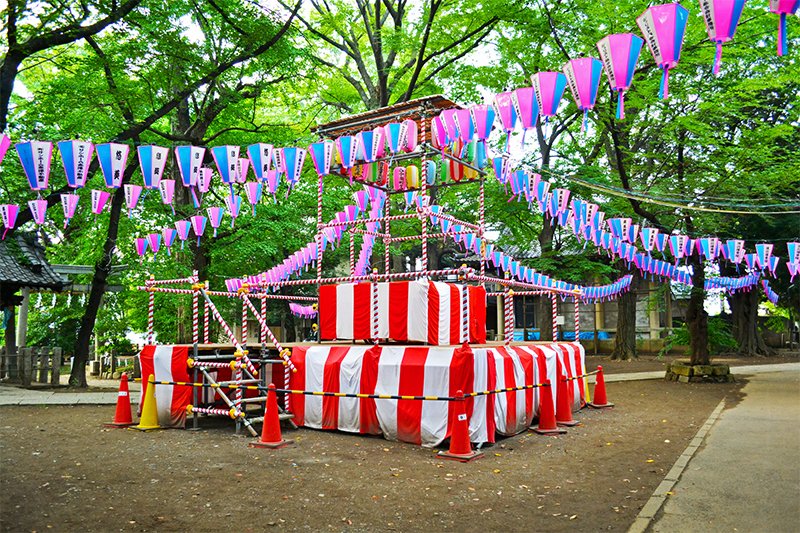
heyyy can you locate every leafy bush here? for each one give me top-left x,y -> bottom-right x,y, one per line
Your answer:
661,317 -> 737,356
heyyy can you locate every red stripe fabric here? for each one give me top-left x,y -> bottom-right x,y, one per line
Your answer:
169,346 -> 191,424
352,282 -> 372,339
359,346 -> 381,434
485,349 -> 497,442
427,282 -> 440,344
572,345 -> 586,404
468,285 -> 487,343
289,347 -> 307,426
396,347 -> 428,445
449,285 -> 461,344
319,285 -> 337,340
321,347 -> 350,430
499,347 -> 517,431
138,345 -> 155,417
516,347 -> 534,426
388,281 -> 408,340
531,346 -> 549,417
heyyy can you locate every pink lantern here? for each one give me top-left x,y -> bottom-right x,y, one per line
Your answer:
431,115 -> 448,150
236,157 -> 250,184
771,0 -> 800,56
96,143 -> 129,189
309,140 -> 335,176
597,33 -> 644,120
190,215 -> 207,246
28,199 -> 48,225
158,179 -> 176,215
471,104 -> 495,147
637,3 -> 689,98
136,145 -> 169,189
245,182 -> 262,215
224,194 -> 242,227
531,71 -> 567,123
384,123 -> 406,154
124,184 -> 142,218
134,238 -> 148,261
402,119 -> 418,152
493,91 -> 517,151
562,57 -> 603,131
162,227 -> 177,256
60,193 -> 79,228
176,220 -> 192,250
454,109 -> 475,144
698,0 -> 747,74
0,134 -> 10,166
0,204 -> 20,239
146,233 -> 161,255
512,87 -> 539,145
265,170 -> 281,201
207,206 -> 225,237
90,190 -> 111,217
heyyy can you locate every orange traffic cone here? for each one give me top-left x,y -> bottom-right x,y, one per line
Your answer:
556,371 -> 579,427
104,374 -> 134,428
532,379 -> 566,435
438,390 -> 483,462
588,366 -> 614,409
250,384 -> 292,449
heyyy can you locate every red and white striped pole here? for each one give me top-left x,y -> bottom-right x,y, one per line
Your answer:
461,282 -> 469,343
573,296 -> 580,341
479,177 -> 486,278
551,293 -> 558,341
147,274 -> 155,345
349,230 -> 355,276
316,173 -> 324,283
241,295 -> 248,347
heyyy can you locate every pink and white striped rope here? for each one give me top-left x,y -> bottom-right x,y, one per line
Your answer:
371,271 -> 379,344
146,274 -> 155,345
322,212 -> 417,229
241,297 -> 248,346
187,405 -> 242,419
147,276 -> 196,286
461,284 -> 469,343
384,196 -> 391,274
349,230 -> 355,276
203,281 -> 210,343
417,115 -> 429,270
190,361 -> 233,370
260,293 -> 267,345
573,297 -> 580,340
317,174 -> 324,282
465,273 -> 581,297
551,294 -> 558,341
479,177 -> 486,278
191,284 -> 199,345
504,288 -> 514,346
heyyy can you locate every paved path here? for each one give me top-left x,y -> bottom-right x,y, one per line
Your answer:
631,365 -> 800,533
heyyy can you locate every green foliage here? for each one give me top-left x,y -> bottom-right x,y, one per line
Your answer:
661,317 -> 738,357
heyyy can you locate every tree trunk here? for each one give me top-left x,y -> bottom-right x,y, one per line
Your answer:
611,269 -> 638,360
0,53 -> 22,132
686,254 -> 710,365
70,176 -> 128,386
730,287 -> 774,356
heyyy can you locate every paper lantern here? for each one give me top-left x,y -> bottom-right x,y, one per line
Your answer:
247,143 -> 273,180
60,193 -> 79,228
158,179 -> 176,215
245,182 -> 263,215
637,3 -> 689,97
124,184 -> 142,217
493,91 -> 518,151
96,143 -> 129,189
512,87 -> 539,144
137,145 -> 168,189
280,147 -> 306,191
471,104 -> 496,147
175,220 -> 192,250
597,33 -> 644,120
698,0 -> 746,74
16,141 -> 53,191
0,134 -> 10,166
224,194 -> 242,227
309,140 -> 335,176
531,71 -> 567,123
402,119 -> 418,152
207,207 -> 224,237
770,0 -> 800,56
562,57 -> 603,130
174,145 -> 205,187
58,140 -> 94,189
0,204 -> 19,239
162,228 -> 177,256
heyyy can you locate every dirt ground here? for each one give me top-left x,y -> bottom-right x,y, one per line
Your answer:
586,348 -> 800,375
0,377 -> 747,533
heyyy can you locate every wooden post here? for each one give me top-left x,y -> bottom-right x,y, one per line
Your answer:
38,348 -> 49,383
20,347 -> 31,387
51,348 -> 62,386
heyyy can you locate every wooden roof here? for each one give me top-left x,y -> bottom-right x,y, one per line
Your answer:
312,95 -> 461,141
0,232 -> 68,291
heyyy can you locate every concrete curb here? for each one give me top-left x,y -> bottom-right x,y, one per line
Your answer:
627,398 -> 727,533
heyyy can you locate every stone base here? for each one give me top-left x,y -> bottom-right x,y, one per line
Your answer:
665,361 -> 735,383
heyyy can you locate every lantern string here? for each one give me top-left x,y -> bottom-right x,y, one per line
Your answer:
713,42 -> 723,76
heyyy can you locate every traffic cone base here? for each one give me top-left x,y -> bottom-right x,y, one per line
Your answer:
532,425 -> 567,435
104,421 -> 134,428
437,448 -> 484,462
131,374 -> 161,431
249,438 -> 293,450
557,419 -> 580,427
250,384 -> 292,450
588,401 -> 614,409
